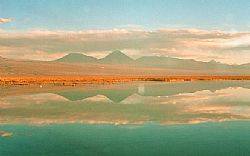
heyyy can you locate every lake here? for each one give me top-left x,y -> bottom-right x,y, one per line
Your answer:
1,81 -> 250,156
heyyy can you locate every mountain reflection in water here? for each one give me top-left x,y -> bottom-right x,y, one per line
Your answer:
1,81 -> 250,125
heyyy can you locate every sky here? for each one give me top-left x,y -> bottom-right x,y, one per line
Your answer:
0,0 -> 250,64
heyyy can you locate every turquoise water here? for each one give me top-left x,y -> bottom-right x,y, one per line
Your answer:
1,81 -> 250,156
1,122 -> 250,156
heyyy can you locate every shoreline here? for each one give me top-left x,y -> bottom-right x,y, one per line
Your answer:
1,76 -> 250,86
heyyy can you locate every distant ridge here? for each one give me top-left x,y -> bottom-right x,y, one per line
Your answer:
134,56 -> 232,70
240,63 -> 250,68
56,53 -> 97,63
0,56 -> 7,63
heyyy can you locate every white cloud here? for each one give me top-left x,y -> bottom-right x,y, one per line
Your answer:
0,28 -> 250,64
0,18 -> 13,24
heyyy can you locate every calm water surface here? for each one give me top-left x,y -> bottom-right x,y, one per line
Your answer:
1,81 -> 250,156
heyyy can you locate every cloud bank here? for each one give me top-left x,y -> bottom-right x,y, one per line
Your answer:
0,28 -> 250,64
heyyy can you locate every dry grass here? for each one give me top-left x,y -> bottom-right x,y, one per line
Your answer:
1,76 -> 250,86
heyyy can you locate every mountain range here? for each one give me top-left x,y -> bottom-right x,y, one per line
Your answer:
55,50 -> 134,64
55,50 -> 250,71
1,50 -> 250,76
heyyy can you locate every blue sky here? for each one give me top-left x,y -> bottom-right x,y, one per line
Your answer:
1,0 -> 250,31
